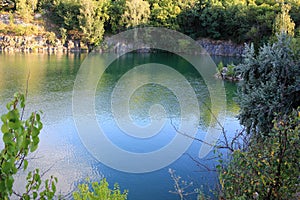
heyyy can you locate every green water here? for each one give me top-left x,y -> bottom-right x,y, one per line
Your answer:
0,52 -> 240,199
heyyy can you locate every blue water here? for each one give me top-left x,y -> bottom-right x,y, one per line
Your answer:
0,52 -> 241,199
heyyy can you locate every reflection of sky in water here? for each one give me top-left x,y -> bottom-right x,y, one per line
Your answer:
0,53 -> 241,199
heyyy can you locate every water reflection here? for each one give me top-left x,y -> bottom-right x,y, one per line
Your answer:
0,52 -> 241,199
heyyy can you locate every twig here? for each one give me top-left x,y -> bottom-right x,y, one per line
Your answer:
21,71 -> 30,121
184,153 -> 215,172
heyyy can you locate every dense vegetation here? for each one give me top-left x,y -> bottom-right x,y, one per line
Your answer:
0,0 -> 299,47
236,34 -> 300,135
219,109 -> 299,199
217,34 -> 300,199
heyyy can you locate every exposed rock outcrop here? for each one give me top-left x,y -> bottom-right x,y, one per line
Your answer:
196,38 -> 245,57
100,37 -> 245,56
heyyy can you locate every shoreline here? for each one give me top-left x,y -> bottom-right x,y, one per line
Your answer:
0,35 -> 245,57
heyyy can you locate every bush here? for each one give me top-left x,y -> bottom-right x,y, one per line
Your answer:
219,108 -> 300,199
226,63 -> 235,77
236,34 -> 300,135
73,178 -> 128,200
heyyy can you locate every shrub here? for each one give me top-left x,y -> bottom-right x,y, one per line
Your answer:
236,34 -> 300,135
219,108 -> 300,199
73,178 -> 128,200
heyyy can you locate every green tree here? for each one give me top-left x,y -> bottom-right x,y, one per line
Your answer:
78,0 -> 109,49
108,0 -> 126,33
273,3 -> 295,36
236,34 -> 300,136
51,0 -> 81,32
121,0 -> 150,28
149,0 -> 181,30
199,5 -> 225,39
15,0 -> 37,22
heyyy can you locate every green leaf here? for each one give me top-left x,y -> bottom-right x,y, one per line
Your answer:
31,127 -> 39,137
1,124 -> 9,134
24,159 -> 28,171
6,102 -> 12,110
2,161 -> 12,174
33,191 -> 37,199
52,181 -> 56,192
6,175 -> 14,192
1,114 -> 7,123
3,133 -> 13,144
8,121 -> 21,130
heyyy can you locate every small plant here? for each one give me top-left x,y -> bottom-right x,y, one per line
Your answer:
226,63 -> 235,77
217,61 -> 224,76
73,178 -> 128,200
169,168 -> 197,200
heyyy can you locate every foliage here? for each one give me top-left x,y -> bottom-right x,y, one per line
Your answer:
217,61 -> 224,75
45,31 -> 57,46
236,33 -> 300,135
22,169 -> 57,200
0,22 -> 42,36
59,27 -> 67,45
121,0 -> 150,28
108,0 -> 126,33
198,4 -> 224,40
73,178 -> 128,200
78,0 -> 109,47
2,0 -> 300,46
15,0 -> 38,22
273,3 -> 295,36
51,0 -> 80,31
219,108 -> 300,199
216,62 -> 239,80
149,0 -> 181,30
226,63 -> 235,77
0,93 -> 57,199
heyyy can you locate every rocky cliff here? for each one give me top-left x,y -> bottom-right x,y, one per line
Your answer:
196,38 -> 245,57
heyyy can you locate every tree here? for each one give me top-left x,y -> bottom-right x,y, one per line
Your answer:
15,0 -> 37,22
149,0 -> 181,30
273,3 -> 295,36
108,0 -> 126,33
51,0 -> 81,32
121,0 -> 150,28
236,34 -> 300,136
199,5 -> 225,39
78,0 -> 109,49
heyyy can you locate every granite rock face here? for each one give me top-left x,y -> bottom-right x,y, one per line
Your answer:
102,37 -> 245,56
0,35 -> 67,53
196,39 -> 245,57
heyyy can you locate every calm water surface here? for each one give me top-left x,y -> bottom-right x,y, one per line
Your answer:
0,52 -> 241,199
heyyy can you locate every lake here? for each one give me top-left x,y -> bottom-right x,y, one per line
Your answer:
0,52 -> 241,199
